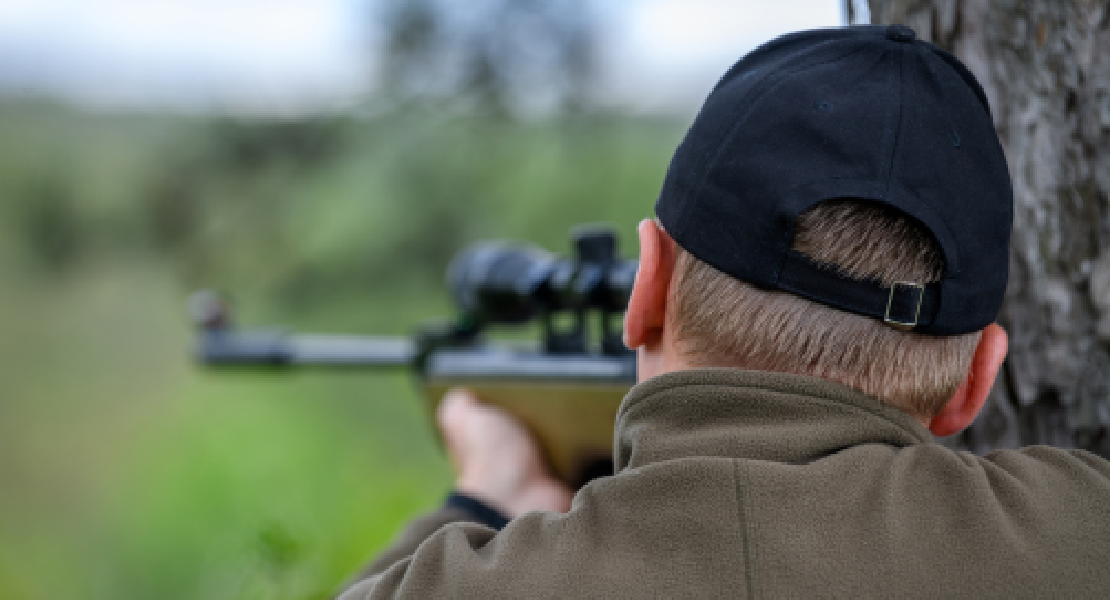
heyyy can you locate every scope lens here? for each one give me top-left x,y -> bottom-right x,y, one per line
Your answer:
447,242 -> 556,324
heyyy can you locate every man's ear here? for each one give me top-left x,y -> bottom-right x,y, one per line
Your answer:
623,219 -> 677,349
928,323 -> 1009,437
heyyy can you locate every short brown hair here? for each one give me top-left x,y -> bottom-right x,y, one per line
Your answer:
669,199 -> 981,417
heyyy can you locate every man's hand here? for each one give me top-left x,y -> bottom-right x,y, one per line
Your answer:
437,388 -> 574,519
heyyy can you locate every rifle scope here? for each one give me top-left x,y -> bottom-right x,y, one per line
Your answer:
448,226 -> 638,324
447,226 -> 638,355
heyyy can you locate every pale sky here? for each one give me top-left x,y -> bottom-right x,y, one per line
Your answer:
0,0 -> 852,115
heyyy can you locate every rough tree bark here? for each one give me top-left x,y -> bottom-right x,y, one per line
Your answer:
857,0 -> 1110,457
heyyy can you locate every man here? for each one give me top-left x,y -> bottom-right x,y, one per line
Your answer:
341,25 -> 1110,598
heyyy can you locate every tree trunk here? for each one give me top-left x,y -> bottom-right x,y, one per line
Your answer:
860,0 -> 1110,457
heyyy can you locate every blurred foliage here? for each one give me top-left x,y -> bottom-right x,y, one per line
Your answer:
0,100 -> 677,315
0,9 -> 680,596
0,93 -> 684,599
378,0 -> 598,118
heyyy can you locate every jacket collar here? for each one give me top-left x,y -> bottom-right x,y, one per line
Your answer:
614,368 -> 933,472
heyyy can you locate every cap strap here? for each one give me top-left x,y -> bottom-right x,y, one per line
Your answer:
777,250 -> 938,329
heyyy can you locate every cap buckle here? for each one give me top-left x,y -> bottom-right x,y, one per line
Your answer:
884,281 -> 925,330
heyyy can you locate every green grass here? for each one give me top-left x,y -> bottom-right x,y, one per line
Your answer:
0,261 -> 452,599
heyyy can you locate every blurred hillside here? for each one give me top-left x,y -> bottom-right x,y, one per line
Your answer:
0,97 -> 684,598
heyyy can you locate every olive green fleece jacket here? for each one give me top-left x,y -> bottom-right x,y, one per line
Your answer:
341,369 -> 1110,599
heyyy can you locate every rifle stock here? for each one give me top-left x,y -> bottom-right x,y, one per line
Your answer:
196,327 -> 633,485
424,348 -> 632,485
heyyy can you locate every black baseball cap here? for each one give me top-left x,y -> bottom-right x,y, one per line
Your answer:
655,24 -> 1012,336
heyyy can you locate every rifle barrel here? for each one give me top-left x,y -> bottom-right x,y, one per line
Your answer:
199,331 -> 415,367
198,330 -> 635,384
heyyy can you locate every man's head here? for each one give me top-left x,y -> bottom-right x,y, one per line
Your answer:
624,25 -> 1013,436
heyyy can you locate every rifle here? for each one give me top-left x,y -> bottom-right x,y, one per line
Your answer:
190,225 -> 639,487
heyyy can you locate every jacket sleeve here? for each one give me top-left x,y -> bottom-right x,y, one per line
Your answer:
336,515 -> 518,600
339,491 -> 512,596
342,506 -> 476,588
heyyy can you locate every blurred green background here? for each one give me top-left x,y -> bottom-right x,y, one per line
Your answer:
0,44 -> 685,600
0,0 -> 853,595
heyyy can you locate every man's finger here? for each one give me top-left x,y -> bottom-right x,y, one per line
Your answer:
437,387 -> 479,437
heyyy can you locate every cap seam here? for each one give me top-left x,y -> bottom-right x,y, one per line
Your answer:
875,47 -> 900,197
885,46 -> 906,198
